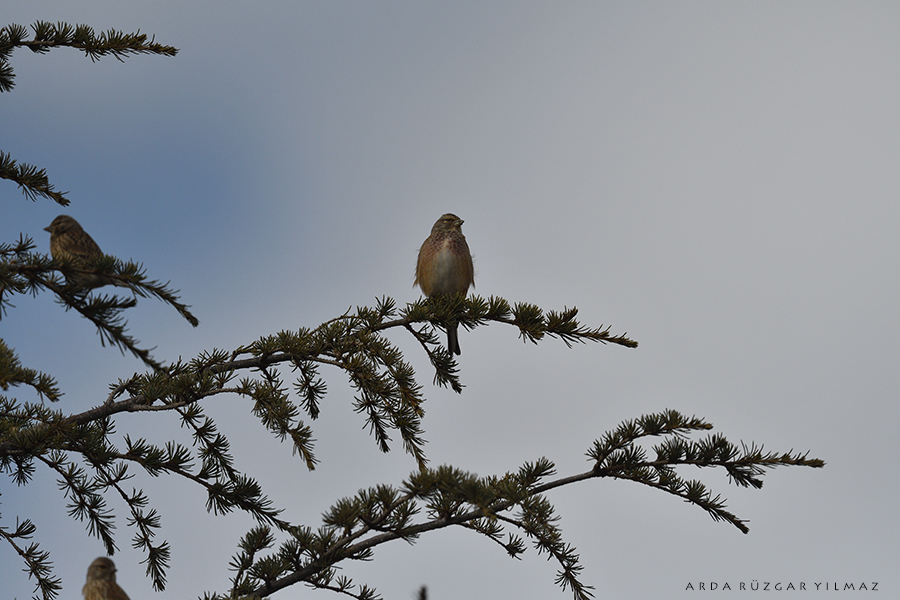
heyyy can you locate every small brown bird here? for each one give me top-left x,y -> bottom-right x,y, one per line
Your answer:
44,215 -> 125,290
83,557 -> 130,600
415,213 -> 475,355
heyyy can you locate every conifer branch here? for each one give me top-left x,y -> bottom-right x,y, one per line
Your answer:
0,296 -> 631,465
0,22 -> 177,92
2,289 -> 822,599
206,413 -> 821,599
0,152 -> 70,205
3,250 -> 198,370
0,338 -> 62,402
0,524 -> 62,600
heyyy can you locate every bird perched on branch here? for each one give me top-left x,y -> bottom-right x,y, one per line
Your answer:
82,557 -> 130,600
415,213 -> 474,355
44,214 -> 126,290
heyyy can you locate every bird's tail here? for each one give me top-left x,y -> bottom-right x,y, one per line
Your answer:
447,322 -> 461,355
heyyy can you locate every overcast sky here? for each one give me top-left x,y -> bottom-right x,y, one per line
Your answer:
3,2 -> 898,599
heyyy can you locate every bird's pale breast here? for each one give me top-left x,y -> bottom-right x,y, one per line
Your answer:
425,239 -> 471,295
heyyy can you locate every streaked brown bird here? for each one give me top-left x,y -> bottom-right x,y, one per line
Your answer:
82,557 -> 130,600
415,213 -> 474,355
44,215 -> 125,290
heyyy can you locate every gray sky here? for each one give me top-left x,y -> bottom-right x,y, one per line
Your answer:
3,2 -> 898,598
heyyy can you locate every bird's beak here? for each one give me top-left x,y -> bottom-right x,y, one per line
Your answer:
43,226 -> 52,233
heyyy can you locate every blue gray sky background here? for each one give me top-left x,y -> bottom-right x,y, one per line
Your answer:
3,2 -> 898,598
